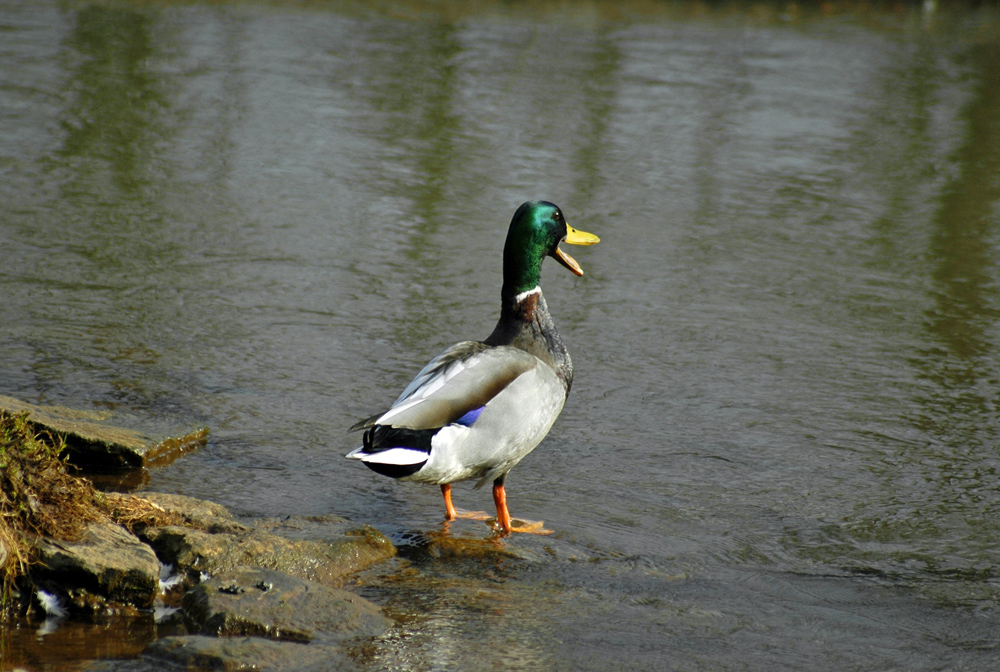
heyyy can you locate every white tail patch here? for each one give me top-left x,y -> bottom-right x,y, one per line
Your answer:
355,447 -> 428,466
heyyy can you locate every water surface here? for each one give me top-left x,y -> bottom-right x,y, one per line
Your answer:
2,1 -> 999,669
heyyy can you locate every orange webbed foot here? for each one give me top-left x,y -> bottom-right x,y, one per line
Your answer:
449,508 -> 492,522
490,482 -> 553,535
441,484 -> 491,523
489,517 -> 553,535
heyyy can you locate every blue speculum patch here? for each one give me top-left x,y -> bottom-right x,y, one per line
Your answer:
455,406 -> 484,426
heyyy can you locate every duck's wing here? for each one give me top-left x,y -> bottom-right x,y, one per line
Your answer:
349,341 -> 538,432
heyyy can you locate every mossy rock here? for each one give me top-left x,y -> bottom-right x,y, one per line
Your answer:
0,395 -> 207,473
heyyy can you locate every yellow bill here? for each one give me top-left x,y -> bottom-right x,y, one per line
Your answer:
554,224 -> 600,276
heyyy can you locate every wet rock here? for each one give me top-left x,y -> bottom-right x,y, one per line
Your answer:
0,395 -> 207,473
138,492 -> 241,531
425,533 -> 531,561
145,635 -> 356,672
138,503 -> 396,588
252,513 -> 350,538
183,567 -> 391,642
33,522 -> 160,610
255,516 -> 400,579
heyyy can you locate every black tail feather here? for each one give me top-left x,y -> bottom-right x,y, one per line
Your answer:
363,425 -> 436,454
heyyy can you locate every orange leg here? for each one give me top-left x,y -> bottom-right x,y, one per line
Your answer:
492,482 -> 513,534
441,483 -> 457,521
440,484 -> 491,523
491,480 -> 552,535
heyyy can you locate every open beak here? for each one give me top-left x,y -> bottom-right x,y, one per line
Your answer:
553,224 -> 600,276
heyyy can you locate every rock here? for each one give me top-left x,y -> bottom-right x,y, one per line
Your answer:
33,522 -> 160,610
145,635 -> 357,672
138,503 -> 396,588
0,395 -> 207,473
183,567 -> 391,643
252,513 -> 350,539
425,533 -> 532,561
138,492 -> 240,531
255,516 -> 400,579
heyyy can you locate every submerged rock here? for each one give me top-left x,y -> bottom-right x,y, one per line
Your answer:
0,395 -> 207,473
33,522 -> 160,611
145,635 -> 356,672
425,533 -> 533,561
255,516 -> 400,580
183,567 -> 391,642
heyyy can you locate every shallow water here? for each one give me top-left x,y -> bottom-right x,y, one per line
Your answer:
2,0 -> 1000,669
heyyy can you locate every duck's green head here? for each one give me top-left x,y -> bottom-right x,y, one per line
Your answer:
502,201 -> 600,297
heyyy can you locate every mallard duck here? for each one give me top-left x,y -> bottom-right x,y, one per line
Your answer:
346,201 -> 599,534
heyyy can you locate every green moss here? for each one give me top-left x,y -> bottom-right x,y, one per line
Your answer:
0,409 -> 196,618
0,410 -> 106,617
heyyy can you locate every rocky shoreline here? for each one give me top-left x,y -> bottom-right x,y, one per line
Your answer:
33,492 -> 397,668
0,396 -> 399,671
